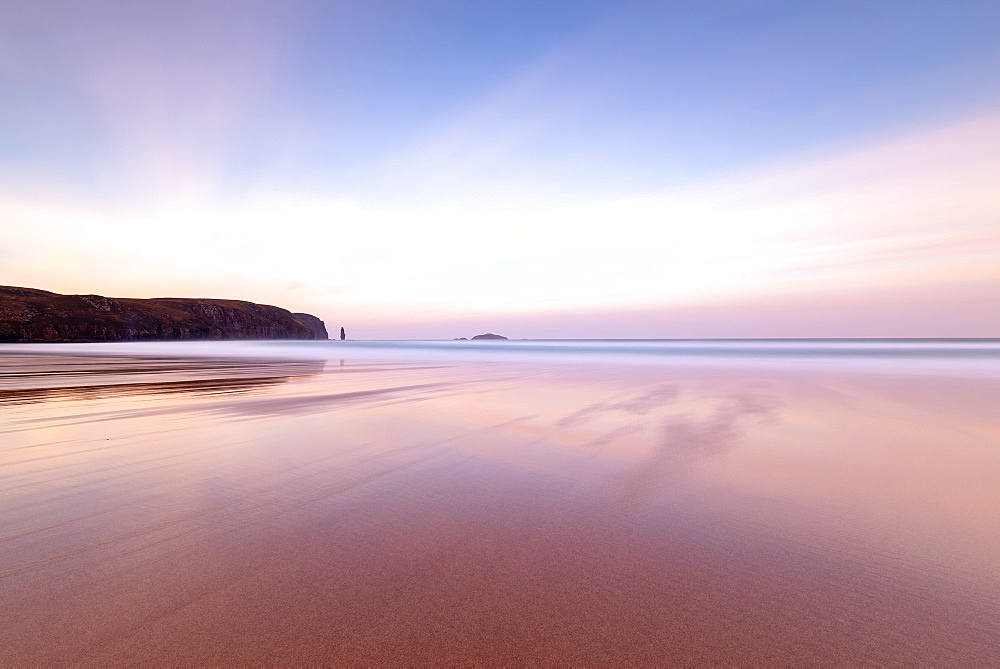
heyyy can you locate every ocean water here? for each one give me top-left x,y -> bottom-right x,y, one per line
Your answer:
1,339 -> 999,663
8,336 -> 1000,370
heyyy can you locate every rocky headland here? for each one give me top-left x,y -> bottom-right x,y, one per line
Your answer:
291,312 -> 329,340
0,286 -> 328,342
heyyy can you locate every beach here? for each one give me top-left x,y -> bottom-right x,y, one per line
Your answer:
2,340 -> 999,664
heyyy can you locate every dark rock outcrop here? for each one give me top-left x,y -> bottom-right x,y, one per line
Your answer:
470,333 -> 508,340
0,285 -> 327,343
292,313 -> 328,340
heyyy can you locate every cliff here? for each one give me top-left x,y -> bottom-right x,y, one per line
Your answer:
292,313 -> 328,340
0,286 -> 327,343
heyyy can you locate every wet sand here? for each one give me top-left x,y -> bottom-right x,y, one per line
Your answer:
1,343 -> 999,664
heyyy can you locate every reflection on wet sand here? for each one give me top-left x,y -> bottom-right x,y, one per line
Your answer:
1,347 -> 999,664
0,375 -> 299,406
0,353 -> 328,397
613,390 -> 779,509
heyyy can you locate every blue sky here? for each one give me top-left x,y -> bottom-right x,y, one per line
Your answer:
2,0 -> 1000,337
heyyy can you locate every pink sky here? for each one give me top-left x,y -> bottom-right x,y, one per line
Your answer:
1,2 -> 999,338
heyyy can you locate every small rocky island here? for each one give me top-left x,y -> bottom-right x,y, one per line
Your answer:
470,333 -> 508,340
0,285 -> 328,342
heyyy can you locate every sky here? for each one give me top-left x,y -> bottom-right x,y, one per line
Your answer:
1,0 -> 999,338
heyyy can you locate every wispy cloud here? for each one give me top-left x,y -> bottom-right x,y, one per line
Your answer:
2,104 -> 998,338
0,0 -> 303,203
2,2 -> 998,336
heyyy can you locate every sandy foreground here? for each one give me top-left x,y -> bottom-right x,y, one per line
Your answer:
1,345 -> 999,664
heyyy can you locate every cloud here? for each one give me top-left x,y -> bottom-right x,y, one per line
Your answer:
1,95 -> 998,336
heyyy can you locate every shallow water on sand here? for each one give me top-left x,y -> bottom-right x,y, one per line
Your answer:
1,341 -> 999,664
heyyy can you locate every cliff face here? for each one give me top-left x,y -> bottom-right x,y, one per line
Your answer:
292,313 -> 328,340
0,286 -> 327,343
